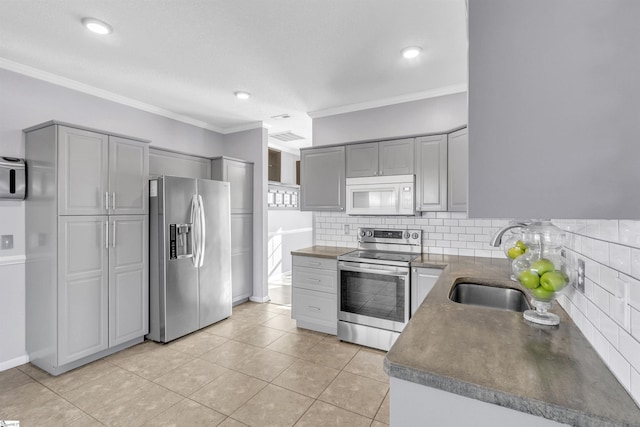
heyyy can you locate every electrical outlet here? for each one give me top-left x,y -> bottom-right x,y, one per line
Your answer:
1,234 -> 13,250
344,224 -> 350,235
576,258 -> 585,293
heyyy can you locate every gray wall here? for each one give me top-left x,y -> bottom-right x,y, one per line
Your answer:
279,151 -> 299,185
312,92 -> 467,146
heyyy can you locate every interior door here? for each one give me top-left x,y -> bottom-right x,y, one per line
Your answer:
197,178 -> 232,327
109,215 -> 148,347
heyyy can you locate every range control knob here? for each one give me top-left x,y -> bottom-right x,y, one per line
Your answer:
403,231 -> 411,239
359,230 -> 366,237
411,232 -> 420,240
366,230 -> 373,237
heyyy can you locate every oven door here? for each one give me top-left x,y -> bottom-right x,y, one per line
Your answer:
338,261 -> 410,333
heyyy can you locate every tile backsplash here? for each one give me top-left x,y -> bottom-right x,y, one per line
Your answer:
313,212 -> 640,405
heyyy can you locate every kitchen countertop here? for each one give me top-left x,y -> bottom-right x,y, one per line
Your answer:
291,245 -> 354,259
385,256 -> 640,427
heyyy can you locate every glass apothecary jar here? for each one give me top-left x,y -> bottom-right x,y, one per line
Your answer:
512,221 -> 574,326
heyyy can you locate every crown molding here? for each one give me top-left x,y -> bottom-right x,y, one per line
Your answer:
308,83 -> 468,119
0,58 -> 230,133
222,121 -> 265,134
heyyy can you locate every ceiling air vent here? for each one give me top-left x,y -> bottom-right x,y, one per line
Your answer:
269,131 -> 305,142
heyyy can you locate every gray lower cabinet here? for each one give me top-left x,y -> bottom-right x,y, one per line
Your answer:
300,145 -> 346,211
212,157 -> 254,303
346,138 -> 414,178
411,267 -> 442,317
291,255 -> 337,335
415,135 -> 448,211
25,121 -> 149,376
447,128 -> 468,212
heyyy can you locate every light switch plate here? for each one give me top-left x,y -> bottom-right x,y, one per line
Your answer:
344,224 -> 350,235
577,258 -> 586,293
1,234 -> 13,250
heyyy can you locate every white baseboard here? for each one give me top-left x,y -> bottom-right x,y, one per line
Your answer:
0,354 -> 29,372
249,295 -> 271,303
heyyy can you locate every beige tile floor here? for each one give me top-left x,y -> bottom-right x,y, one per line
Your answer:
0,302 -> 389,426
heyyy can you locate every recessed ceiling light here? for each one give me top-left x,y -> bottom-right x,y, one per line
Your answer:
401,46 -> 422,59
82,18 -> 113,35
235,91 -> 250,100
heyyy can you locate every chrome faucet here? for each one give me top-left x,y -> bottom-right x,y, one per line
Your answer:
490,222 -> 529,247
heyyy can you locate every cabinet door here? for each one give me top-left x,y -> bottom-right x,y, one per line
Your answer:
231,213 -> 253,302
58,216 -> 109,365
300,146 -> 346,211
346,142 -> 379,178
109,137 -> 149,215
225,161 -> 253,214
411,267 -> 442,316
58,126 -> 109,215
415,135 -> 447,211
447,129 -> 468,212
380,138 -> 414,176
109,216 -> 148,347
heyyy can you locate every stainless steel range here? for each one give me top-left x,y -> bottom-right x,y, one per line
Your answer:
337,228 -> 422,351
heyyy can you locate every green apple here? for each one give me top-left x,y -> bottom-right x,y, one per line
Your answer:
531,258 -> 555,276
540,270 -> 568,292
508,246 -> 524,259
515,240 -> 528,251
518,270 -> 540,289
532,286 -> 555,301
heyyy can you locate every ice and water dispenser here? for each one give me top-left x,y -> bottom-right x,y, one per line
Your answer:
0,157 -> 27,200
169,223 -> 193,259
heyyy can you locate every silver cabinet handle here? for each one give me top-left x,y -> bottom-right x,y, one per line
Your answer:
104,192 -> 109,211
308,306 -> 321,311
112,221 -> 116,247
308,261 -> 321,266
104,221 -> 109,249
112,192 -> 116,210
308,278 -> 321,282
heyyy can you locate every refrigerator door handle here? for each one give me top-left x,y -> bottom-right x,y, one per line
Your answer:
190,195 -> 200,267
198,194 -> 206,267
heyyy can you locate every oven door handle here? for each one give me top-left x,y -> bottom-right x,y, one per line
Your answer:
338,261 -> 408,277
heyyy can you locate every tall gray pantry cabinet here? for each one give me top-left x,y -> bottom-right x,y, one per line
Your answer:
25,122 -> 149,375
211,157 -> 254,304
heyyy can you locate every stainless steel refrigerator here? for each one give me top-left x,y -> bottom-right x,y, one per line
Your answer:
147,175 -> 232,343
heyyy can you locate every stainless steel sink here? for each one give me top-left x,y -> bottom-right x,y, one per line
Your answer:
449,282 -> 530,312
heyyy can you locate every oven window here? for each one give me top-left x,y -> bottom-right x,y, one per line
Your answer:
340,270 -> 405,322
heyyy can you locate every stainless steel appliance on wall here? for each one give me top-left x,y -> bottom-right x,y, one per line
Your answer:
337,228 -> 422,351
148,175 -> 232,343
345,174 -> 415,216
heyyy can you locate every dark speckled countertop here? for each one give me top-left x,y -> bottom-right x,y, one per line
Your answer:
385,256 -> 640,427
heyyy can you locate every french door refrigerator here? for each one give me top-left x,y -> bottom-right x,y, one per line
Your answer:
148,175 -> 232,342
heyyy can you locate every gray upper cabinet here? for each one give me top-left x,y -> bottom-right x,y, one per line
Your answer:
346,138 -> 414,178
300,146 -> 346,211
58,126 -> 109,216
468,1 -> 640,218
346,142 -> 378,177
109,137 -> 149,215
58,126 -> 148,216
415,135 -> 447,211
447,128 -> 468,212
211,157 -> 254,214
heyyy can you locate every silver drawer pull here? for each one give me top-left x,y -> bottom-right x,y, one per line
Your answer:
307,261 -> 321,266
307,306 -> 321,311
308,278 -> 321,282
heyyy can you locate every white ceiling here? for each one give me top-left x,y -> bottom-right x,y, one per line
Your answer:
0,0 -> 468,152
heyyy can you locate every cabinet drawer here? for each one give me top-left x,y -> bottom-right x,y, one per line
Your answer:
292,255 -> 337,271
292,287 -> 336,325
293,266 -> 337,293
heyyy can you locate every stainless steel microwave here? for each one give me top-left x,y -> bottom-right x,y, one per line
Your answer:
345,174 -> 415,216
